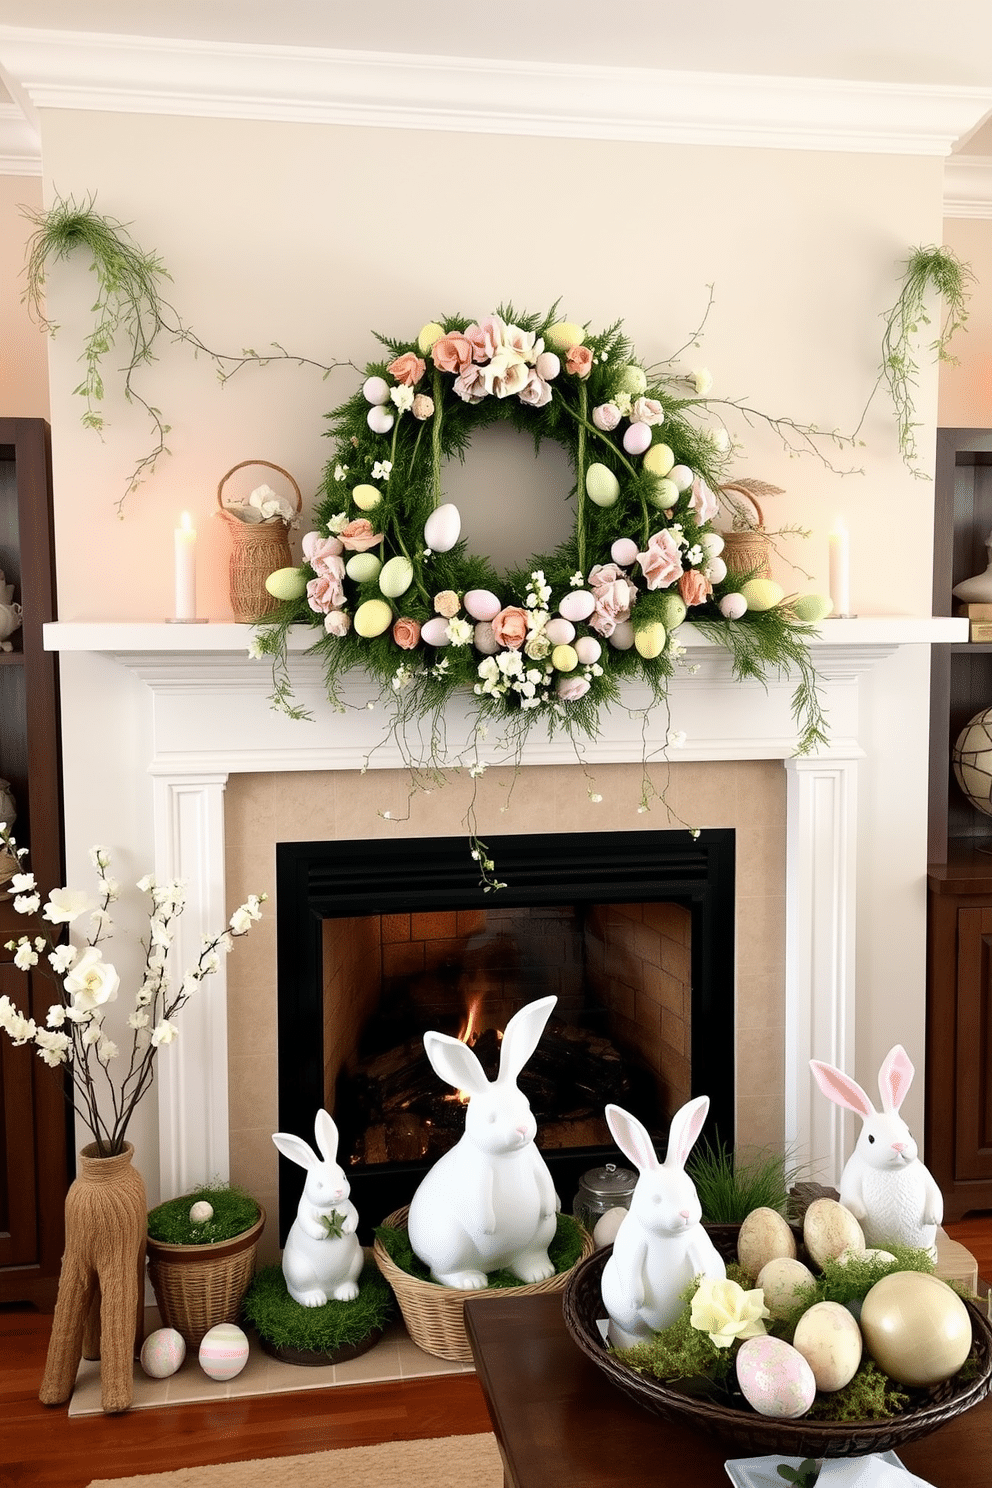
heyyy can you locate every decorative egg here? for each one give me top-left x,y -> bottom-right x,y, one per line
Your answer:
346,552 -> 382,583
366,405 -> 394,435
198,1322 -> 250,1382
546,618 -> 576,647
646,479 -> 679,510
622,421 -> 652,457
860,1272 -> 973,1387
418,322 -> 444,353
668,465 -> 694,493
353,599 -> 394,637
593,1206 -> 629,1249
736,1335 -> 816,1418
700,531 -> 725,559
719,593 -> 748,620
473,621 -> 499,654
792,1300 -> 863,1392
464,589 -> 502,622
140,1327 -> 186,1379
264,566 -> 308,601
559,590 -> 596,623
755,1256 -> 817,1320
617,364 -> 647,396
611,538 -> 640,568
351,483 -> 381,511
362,375 -> 390,405
189,1200 -> 214,1224
420,616 -> 451,647
545,321 -> 585,352
608,621 -> 635,650
634,623 -> 666,660
803,1197 -> 866,1269
704,556 -> 728,584
737,1207 -> 796,1281
379,556 -> 413,599
656,594 -> 687,630
585,463 -> 621,508
551,644 -> 579,673
424,503 -> 461,553
792,593 -> 833,623
642,442 -> 675,478
739,578 -> 785,613
575,636 -> 602,665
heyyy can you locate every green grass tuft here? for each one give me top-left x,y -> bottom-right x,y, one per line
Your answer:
147,1183 -> 260,1245
241,1262 -> 393,1350
687,1140 -> 797,1223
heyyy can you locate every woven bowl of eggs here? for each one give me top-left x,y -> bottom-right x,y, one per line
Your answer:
562,1216 -> 992,1458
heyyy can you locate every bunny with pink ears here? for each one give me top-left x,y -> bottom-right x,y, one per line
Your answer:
809,1045 -> 943,1259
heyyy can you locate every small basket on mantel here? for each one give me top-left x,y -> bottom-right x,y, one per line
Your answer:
216,459 -> 302,623
717,478 -> 784,582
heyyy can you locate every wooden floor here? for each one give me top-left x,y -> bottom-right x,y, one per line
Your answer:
3,1216 -> 990,1488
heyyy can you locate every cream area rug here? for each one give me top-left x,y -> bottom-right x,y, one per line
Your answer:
86,1432 -> 503,1488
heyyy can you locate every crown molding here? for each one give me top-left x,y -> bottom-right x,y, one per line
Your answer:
0,100 -> 40,174
944,154 -> 992,218
0,26 -> 990,157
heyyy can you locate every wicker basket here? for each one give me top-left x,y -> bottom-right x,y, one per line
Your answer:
216,460 -> 302,623
718,484 -> 773,581
146,1207 -> 266,1348
563,1240 -> 992,1459
373,1205 -> 595,1362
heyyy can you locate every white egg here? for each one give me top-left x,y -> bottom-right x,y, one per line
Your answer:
792,1300 -> 863,1392
362,375 -> 390,405
575,636 -> 602,665
668,465 -> 694,493
545,618 -> 576,646
189,1200 -> 214,1224
736,1336 -> 816,1419
611,538 -> 640,567
424,503 -> 461,553
585,463 -> 621,507
704,556 -> 728,584
559,590 -> 596,623
622,421 -> 653,456
474,621 -> 499,654
367,405 -> 394,434
608,621 -> 635,650
378,555 -> 413,599
464,589 -> 502,622
700,531 -> 725,559
719,593 -> 748,620
346,553 -> 381,583
592,1206 -> 629,1248
199,1323 -> 249,1382
140,1328 -> 186,1379
420,616 -> 450,647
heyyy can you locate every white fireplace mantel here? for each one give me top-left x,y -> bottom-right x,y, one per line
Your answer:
45,616 -> 964,1202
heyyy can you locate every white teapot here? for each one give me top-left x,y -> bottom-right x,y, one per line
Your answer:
0,601 -> 22,651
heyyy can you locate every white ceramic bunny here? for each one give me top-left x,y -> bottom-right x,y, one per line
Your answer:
600,1096 -> 726,1348
809,1045 -> 943,1259
406,995 -> 561,1290
271,1108 -> 364,1306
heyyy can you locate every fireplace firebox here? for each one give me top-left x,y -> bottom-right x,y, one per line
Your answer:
276,828 -> 735,1242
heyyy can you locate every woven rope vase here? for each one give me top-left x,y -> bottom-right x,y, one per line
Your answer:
216,460 -> 302,622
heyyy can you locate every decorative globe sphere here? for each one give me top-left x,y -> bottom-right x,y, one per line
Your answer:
952,707 -> 992,817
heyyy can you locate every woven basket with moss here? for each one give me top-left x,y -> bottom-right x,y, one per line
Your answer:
242,1260 -> 394,1366
146,1184 -> 265,1348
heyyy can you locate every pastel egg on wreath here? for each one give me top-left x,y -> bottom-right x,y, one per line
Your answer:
859,1271 -> 973,1387
346,552 -> 382,583
474,621 -> 499,655
417,322 -> 444,353
756,1256 -> 816,1320
736,1335 -> 816,1419
545,320 -> 585,352
140,1327 -> 186,1379
642,442 -> 675,478
199,1322 -> 250,1382
353,598 -> 394,637
552,643 -> 579,672
575,636 -> 602,666
264,566 -> 308,601
646,478 -> 679,511
667,464 -> 694,493
351,483 -> 381,512
424,503 -> 461,553
608,621 -> 635,650
656,593 -> 687,630
362,374 -> 390,405
558,589 -> 596,624
610,538 -> 639,568
585,463 -> 621,508
704,556 -> 728,585
622,421 -> 653,457
189,1200 -> 214,1225
379,555 -> 414,599
366,405 -> 395,435
420,616 -> 451,647
700,531 -> 725,559
739,577 -> 785,613
464,589 -> 502,622
719,592 -> 748,620
546,617 -> 576,647
792,1300 -> 863,1392
634,622 -> 667,660
791,592 -> 833,624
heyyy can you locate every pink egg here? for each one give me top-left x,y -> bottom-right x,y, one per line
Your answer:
545,618 -> 576,646
574,636 -> 602,665
719,593 -> 748,620
736,1336 -> 816,1419
474,621 -> 499,654
611,539 -> 639,568
559,589 -> 596,623
420,617 -> 450,647
622,421 -> 653,456
464,589 -> 502,622
140,1327 -> 186,1379
607,621 -> 635,650
198,1322 -> 249,1382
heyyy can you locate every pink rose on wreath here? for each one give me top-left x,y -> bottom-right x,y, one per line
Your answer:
412,394 -> 435,420
433,590 -> 461,618
393,617 -> 422,650
518,369 -> 554,407
690,475 -> 719,524
302,531 -> 344,577
557,674 -> 591,702
587,563 -> 637,637
324,610 -> 351,637
432,334 -> 474,374
631,396 -> 665,426
637,530 -> 683,591
566,345 -> 594,379
492,606 -> 530,650
387,352 -> 427,387
678,569 -> 712,607
592,403 -> 621,432
453,365 -> 488,404
338,519 -> 383,553
465,315 -> 506,363
307,570 -> 345,614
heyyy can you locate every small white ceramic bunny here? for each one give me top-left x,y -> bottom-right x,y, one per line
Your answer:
272,1108 -> 364,1306
406,995 -> 561,1290
600,1096 -> 726,1348
809,1045 -> 943,1259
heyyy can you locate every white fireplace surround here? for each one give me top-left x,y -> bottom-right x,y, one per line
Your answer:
45,616 -> 963,1205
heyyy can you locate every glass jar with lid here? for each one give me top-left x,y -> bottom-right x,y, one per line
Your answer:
572,1162 -> 637,1233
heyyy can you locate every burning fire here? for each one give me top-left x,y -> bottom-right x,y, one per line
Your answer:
448,994 -> 501,1104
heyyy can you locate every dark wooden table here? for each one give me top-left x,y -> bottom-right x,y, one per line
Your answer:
464,1292 -> 992,1488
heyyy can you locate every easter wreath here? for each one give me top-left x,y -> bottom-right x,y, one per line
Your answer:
257,306 -> 829,871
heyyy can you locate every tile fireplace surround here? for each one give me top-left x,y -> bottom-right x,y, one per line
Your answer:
46,617 -> 961,1264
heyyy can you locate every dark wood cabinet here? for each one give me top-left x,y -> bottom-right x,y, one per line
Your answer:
927,429 -> 992,1219
0,418 -> 69,1308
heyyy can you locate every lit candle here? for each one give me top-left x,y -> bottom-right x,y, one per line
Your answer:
174,512 -> 197,621
828,521 -> 851,618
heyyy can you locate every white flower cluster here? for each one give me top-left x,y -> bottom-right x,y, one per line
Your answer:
475,649 -> 552,710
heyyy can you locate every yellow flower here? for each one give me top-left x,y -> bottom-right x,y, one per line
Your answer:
690,1276 -> 770,1349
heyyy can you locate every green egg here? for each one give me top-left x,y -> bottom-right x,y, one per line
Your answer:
263,566 -> 308,601
379,555 -> 413,599
585,463 -> 620,508
346,553 -> 382,583
740,578 -> 785,612
656,594 -> 687,629
792,593 -> 832,623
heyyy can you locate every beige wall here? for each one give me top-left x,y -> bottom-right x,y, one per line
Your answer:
0,174 -> 50,417
939,215 -> 992,430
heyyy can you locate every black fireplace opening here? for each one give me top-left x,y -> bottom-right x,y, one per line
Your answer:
275,828 -> 735,1243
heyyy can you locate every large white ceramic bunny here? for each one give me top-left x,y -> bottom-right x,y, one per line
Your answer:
406,995 -> 561,1290
600,1096 -> 726,1348
272,1108 -> 364,1306
809,1045 -> 943,1259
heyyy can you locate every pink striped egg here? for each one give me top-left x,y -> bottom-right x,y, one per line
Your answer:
198,1322 -> 249,1381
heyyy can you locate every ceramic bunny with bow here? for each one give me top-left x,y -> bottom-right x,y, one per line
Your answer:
272,1108 -> 364,1305
600,1096 -> 726,1348
809,1045 -> 942,1258
406,995 -> 560,1290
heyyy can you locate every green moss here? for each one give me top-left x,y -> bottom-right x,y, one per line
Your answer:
777,1246 -> 935,1338
374,1211 -> 585,1288
616,1301 -> 736,1390
241,1262 -> 393,1350
147,1184 -> 260,1245
804,1359 -> 910,1422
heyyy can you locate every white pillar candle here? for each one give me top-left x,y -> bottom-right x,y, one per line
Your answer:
174,512 -> 197,621
828,521 -> 850,618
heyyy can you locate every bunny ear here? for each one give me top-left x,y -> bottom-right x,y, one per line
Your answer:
423,1029 -> 490,1097
605,1104 -> 660,1173
272,1132 -> 318,1170
314,1108 -> 340,1164
878,1045 -> 914,1112
665,1095 -> 710,1169
809,1059 -> 876,1118
495,996 -> 557,1087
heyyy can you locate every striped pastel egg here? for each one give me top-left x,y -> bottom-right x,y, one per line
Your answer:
199,1322 -> 249,1381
